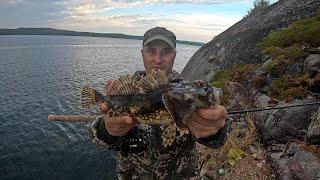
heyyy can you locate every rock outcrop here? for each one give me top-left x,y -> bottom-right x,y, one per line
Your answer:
307,107 -> 320,145
268,143 -> 320,180
183,0 -> 320,179
181,0 -> 320,81
254,100 -> 319,144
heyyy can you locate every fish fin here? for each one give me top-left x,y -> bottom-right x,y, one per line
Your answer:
80,86 -> 103,109
161,123 -> 176,147
162,93 -> 190,129
138,70 -> 170,93
105,75 -> 140,95
154,69 -> 171,86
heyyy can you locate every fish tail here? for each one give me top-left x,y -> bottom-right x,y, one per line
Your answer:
80,86 -> 103,109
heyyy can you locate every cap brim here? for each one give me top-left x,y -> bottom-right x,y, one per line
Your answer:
143,35 -> 176,49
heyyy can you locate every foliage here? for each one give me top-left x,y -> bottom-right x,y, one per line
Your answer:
257,12 -> 320,100
259,12 -> 320,78
247,0 -> 271,16
269,78 -> 288,96
251,76 -> 267,88
263,44 -> 307,77
210,64 -> 258,105
197,114 -> 268,179
228,148 -> 246,166
259,13 -> 320,48
211,64 -> 258,83
268,76 -> 309,101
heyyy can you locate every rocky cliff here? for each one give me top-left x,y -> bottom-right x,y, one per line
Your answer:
190,0 -> 320,179
181,0 -> 320,81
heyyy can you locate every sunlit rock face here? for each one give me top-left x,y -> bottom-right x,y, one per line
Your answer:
181,0 -> 320,81
307,107 -> 320,145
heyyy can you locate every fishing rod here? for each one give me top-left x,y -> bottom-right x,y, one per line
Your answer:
48,101 -> 320,122
227,101 -> 320,116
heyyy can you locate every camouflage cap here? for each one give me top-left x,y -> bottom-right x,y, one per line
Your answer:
143,27 -> 176,49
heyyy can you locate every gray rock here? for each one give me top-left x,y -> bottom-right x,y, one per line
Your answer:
254,100 -> 318,144
261,59 -> 273,72
268,143 -> 320,180
181,0 -> 320,81
304,54 -> 320,73
270,144 -> 286,152
254,94 -> 271,108
223,82 -> 249,110
307,107 -> 320,145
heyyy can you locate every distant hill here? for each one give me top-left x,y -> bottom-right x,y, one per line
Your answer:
0,28 -> 204,46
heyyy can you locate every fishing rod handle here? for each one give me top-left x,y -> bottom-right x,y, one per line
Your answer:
48,115 -> 97,122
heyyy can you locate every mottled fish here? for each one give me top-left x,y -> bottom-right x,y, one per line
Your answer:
80,70 -> 221,147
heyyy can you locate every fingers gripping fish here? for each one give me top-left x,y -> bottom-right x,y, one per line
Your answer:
80,70 -> 222,147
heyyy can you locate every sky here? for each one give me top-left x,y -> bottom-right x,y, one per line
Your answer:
0,0 -> 278,42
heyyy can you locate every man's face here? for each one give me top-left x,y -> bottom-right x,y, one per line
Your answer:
141,40 -> 176,75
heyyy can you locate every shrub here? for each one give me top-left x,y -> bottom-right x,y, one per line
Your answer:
259,12 -> 320,48
247,0 -> 271,16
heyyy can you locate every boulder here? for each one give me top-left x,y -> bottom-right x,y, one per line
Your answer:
268,143 -> 320,180
181,0 -> 320,81
304,54 -> 320,73
253,100 -> 318,144
307,107 -> 320,145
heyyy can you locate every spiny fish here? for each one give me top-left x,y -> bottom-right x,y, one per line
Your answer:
80,69 -> 222,147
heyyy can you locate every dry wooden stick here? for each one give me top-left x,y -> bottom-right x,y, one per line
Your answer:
48,115 -> 97,122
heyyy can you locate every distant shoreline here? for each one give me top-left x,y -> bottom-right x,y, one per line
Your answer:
0,28 -> 205,46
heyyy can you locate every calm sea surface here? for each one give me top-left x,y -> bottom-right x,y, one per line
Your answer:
0,35 -> 199,180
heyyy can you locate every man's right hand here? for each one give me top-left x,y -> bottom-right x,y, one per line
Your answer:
100,102 -> 135,137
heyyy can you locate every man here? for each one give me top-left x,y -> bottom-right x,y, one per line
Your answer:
89,27 -> 228,179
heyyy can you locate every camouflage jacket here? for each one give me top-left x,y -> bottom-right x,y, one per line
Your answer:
88,70 -> 230,180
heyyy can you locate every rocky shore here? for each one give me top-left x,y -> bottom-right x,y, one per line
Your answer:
181,0 -> 320,179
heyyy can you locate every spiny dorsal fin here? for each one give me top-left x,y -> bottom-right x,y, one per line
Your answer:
105,74 -> 140,95
80,86 -> 102,109
138,69 -> 171,93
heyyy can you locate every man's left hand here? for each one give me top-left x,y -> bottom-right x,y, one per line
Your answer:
185,105 -> 227,138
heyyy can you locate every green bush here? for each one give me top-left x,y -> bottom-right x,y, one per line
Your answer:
259,13 -> 320,48
269,79 -> 288,96
247,0 -> 270,16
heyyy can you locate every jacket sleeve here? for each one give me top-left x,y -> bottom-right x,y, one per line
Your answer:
195,116 -> 232,149
88,116 -> 121,149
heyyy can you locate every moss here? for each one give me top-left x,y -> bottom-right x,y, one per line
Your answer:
266,61 -> 281,77
269,79 -> 288,96
259,12 -> 320,48
231,64 -> 258,82
297,74 -> 313,86
283,45 -> 306,60
268,74 -> 311,101
265,48 -> 303,78
263,44 -> 306,78
263,46 -> 283,59
211,81 -> 222,88
210,64 -> 258,106
212,64 -> 258,83
259,13 -> 319,80
251,75 -> 267,88
211,81 -> 230,106
281,87 -> 308,102
212,69 -> 228,82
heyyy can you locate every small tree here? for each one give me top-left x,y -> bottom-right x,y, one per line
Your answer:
247,0 -> 271,16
